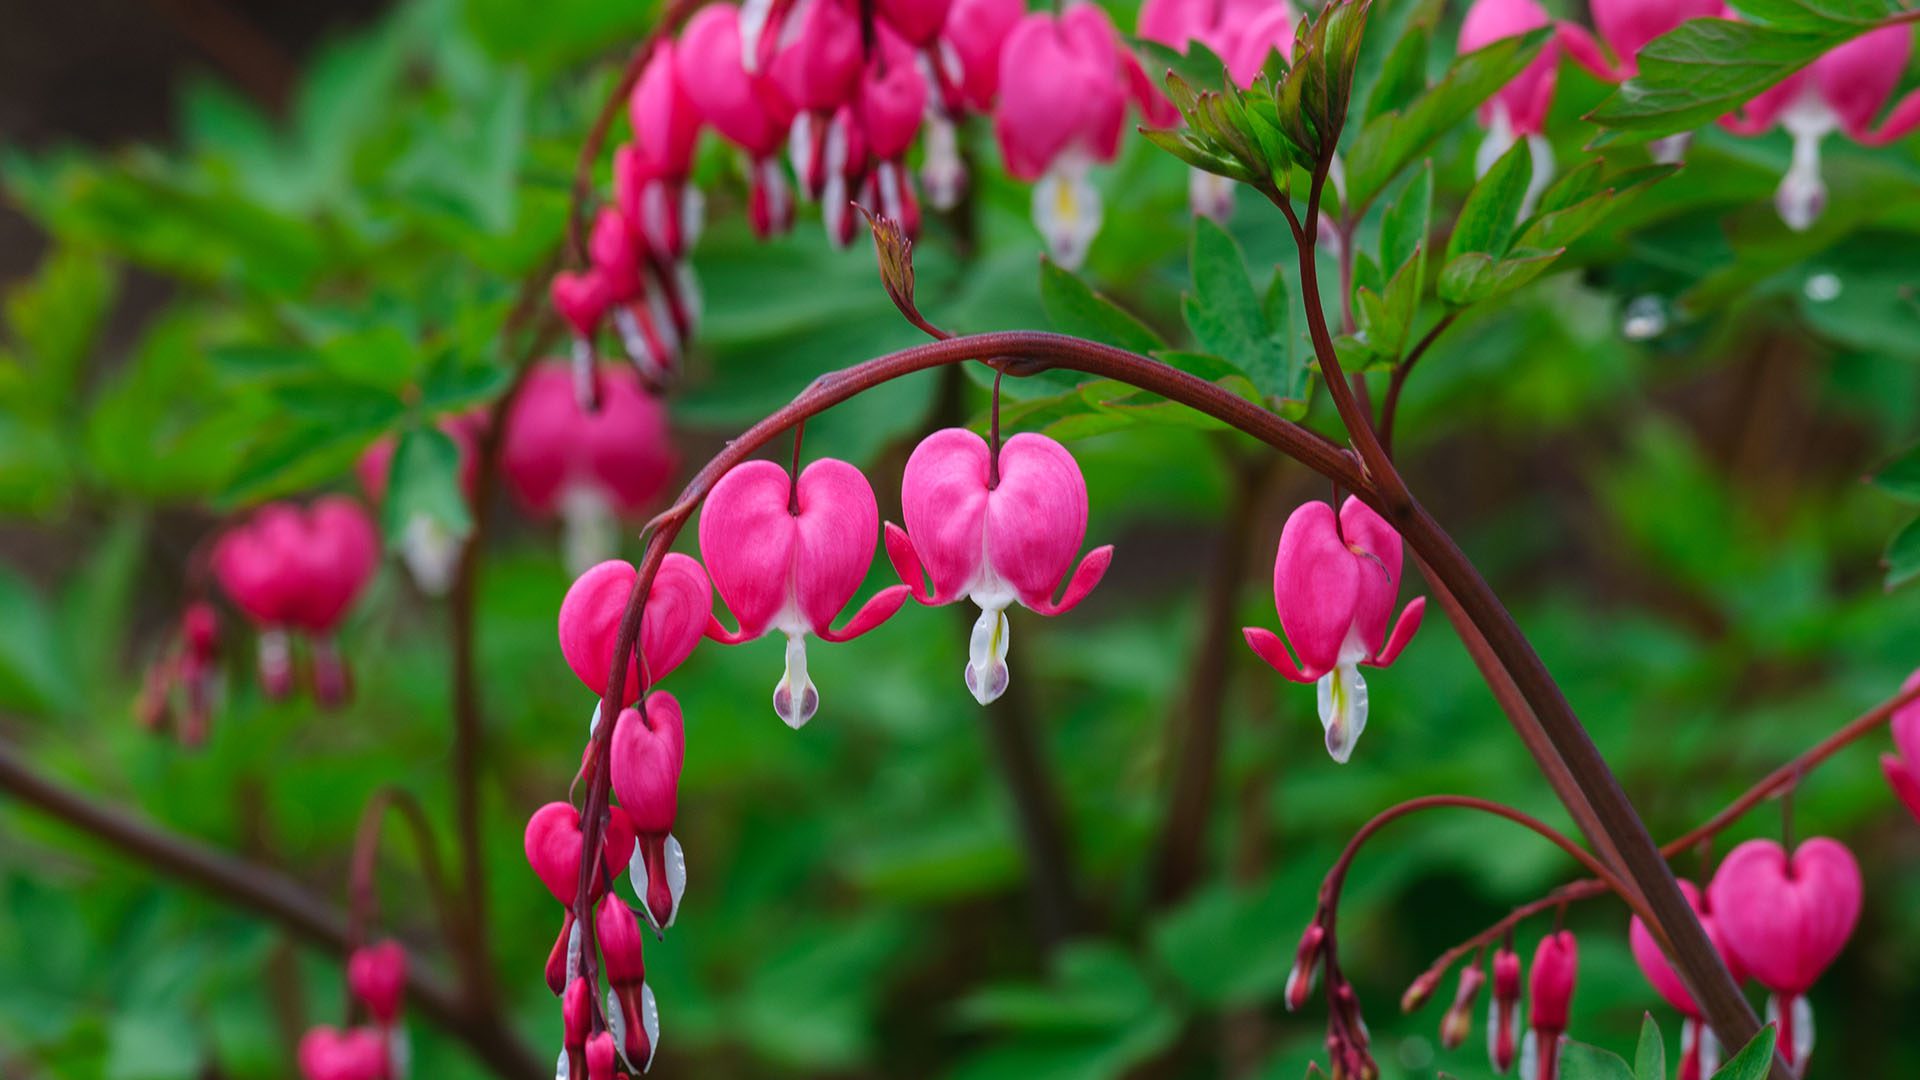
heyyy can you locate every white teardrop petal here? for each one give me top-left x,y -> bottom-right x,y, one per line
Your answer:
664,833 -> 687,928
641,982 -> 661,1072
606,988 -> 628,1064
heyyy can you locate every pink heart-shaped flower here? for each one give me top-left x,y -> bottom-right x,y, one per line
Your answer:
559,554 -> 711,704
551,270 -> 613,337
1630,879 -> 1747,1019
677,4 -> 797,156
297,1026 -> 387,1080
1708,837 -> 1861,995
523,801 -> 637,908
347,939 -> 407,1026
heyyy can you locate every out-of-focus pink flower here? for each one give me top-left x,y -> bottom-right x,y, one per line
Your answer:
886,428 -> 1112,705
1629,879 -> 1744,1080
138,601 -> 224,747
764,0 -> 867,200
298,1026 -> 389,1080
1489,944 -> 1521,1074
1723,24 -> 1920,230
551,269 -> 616,392
213,497 -> 378,707
348,940 -> 407,1027
1523,931 -> 1578,1080
502,362 -> 677,574
877,0 -> 952,48
942,0 -> 1022,113
1439,961 -> 1485,1051
589,202 -> 695,385
856,31 -> 929,239
677,4 -> 798,237
559,556 -> 711,708
1460,0 -> 1561,210
1558,0 -> 1720,81
1707,837 -> 1862,1072
612,694 -> 688,931
561,975 -> 592,1077
1242,497 -> 1425,763
1882,669 -> 1920,823
625,42 -> 707,264
700,458 -> 909,727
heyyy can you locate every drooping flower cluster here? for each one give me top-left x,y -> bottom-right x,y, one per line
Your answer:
212,496 -> 380,708
136,600 -> 223,747
299,940 -> 408,1080
1243,497 -> 1425,763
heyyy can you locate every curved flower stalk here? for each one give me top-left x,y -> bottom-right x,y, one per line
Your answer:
502,362 -> 678,574
699,457 -> 910,727
884,427 -> 1113,705
1137,0 -> 1295,220
1242,497 -> 1425,763
1707,837 -> 1862,1072
1723,24 -> 1920,231
1630,879 -> 1745,1080
357,412 -> 485,597
676,4 -> 799,237
994,3 -> 1135,269
1459,0 -> 1561,215
212,495 -> 379,708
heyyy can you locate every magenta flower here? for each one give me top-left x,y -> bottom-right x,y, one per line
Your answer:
625,42 -> 706,263
1724,24 -> 1920,230
1459,0 -> 1560,211
585,1031 -> 619,1080
596,899 -> 660,1070
700,457 -> 910,727
1242,497 -> 1425,763
1629,879 -> 1745,1080
1881,669 -> 1920,823
213,496 -> 379,708
1523,931 -> 1578,1080
588,203 -> 692,383
855,29 -> 930,239
297,1026 -> 389,1080
561,975 -> 592,1077
612,694 -> 688,931
676,5 -> 798,238
525,802 -> 638,994
994,3 -> 1132,269
1559,0 -> 1721,81
347,940 -> 407,1028
762,0 -> 866,200
1489,943 -> 1521,1074
885,428 -> 1113,705
1439,961 -> 1485,1050
137,600 -> 224,747
1707,837 -> 1862,1072
559,556 -> 711,711
550,268 -> 616,390
502,362 -> 678,573
941,0 -> 1021,114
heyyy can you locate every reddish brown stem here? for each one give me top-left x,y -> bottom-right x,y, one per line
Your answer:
347,786 -> 462,957
1379,312 -> 1458,458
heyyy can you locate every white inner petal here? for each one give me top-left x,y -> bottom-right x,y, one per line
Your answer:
773,631 -> 819,728
641,983 -> 661,1071
1521,133 -> 1554,220
1188,169 -> 1236,223
401,513 -> 460,597
1518,1029 -> 1540,1080
664,833 -> 687,928
565,918 -> 584,984
556,1046 -> 571,1080
1316,661 -> 1369,764
965,605 -> 1012,706
1475,105 -> 1516,178
1032,155 -> 1102,272
606,988 -> 628,1063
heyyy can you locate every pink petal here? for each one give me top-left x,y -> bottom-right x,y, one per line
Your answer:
883,521 -> 936,602
1273,500 -> 1360,679
899,428 -> 992,605
560,555 -> 713,702
1708,837 -> 1861,995
943,0 -> 1023,111
1629,879 -> 1707,1017
677,4 -> 796,156
1338,496 -> 1406,657
792,458 -> 887,634
1885,753 -> 1920,825
1367,597 -> 1425,668
698,459 -> 800,640
987,432 -> 1098,612
629,42 -> 704,181
817,583 -> 913,642
1025,545 -> 1113,616
767,0 -> 866,112
611,695 -> 684,835
1243,627 -> 1316,683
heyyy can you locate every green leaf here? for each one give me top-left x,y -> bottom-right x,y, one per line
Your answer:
1587,6 -> 1914,138
1635,1013 -> 1667,1080
1345,27 -> 1550,214
1381,163 -> 1433,285
1363,15 -> 1433,123
1039,258 -> 1166,355
1710,1024 -> 1778,1080
381,426 -> 474,547
1875,443 -> 1920,501
1437,249 -> 1563,306
1447,139 -> 1534,263
1276,0 -> 1372,161
1129,37 -> 1231,93
4,245 -> 115,414
1559,1040 -> 1637,1080
1183,219 -> 1298,405
1885,515 -> 1920,589
0,564 -> 71,717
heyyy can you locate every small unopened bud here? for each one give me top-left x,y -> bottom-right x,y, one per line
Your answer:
545,912 -> 577,996
1440,963 -> 1485,1050
563,976 -> 593,1078
857,204 -> 945,340
1489,946 -> 1522,1074
586,1032 -> 618,1080
597,900 -> 654,1067
1400,969 -> 1440,1013
347,939 -> 408,1025
1285,923 -> 1326,1012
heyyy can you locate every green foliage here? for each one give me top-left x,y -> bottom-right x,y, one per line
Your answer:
1714,1025 -> 1780,1079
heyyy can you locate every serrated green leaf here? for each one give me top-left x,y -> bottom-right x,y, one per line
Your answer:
1447,139 -> 1534,262
1709,1024 -> 1777,1080
1345,27 -> 1549,214
1184,219 -> 1297,403
1559,1040 -> 1637,1080
1635,1014 -> 1667,1080
1039,258 -> 1166,355
1438,248 -> 1563,306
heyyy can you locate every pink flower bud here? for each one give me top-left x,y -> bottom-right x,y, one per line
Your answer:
598,900 -> 655,1066
586,1031 -> 619,1080
1284,922 -> 1325,1012
856,30 -> 929,239
1243,498 -> 1425,763
886,428 -> 1112,706
552,270 -> 615,341
700,457 -> 910,728
941,0 -> 1022,113
559,556 -> 711,706
1882,668 -> 1920,826
1400,968 -> 1440,1013
348,939 -> 407,1026
297,1025 -> 389,1080
1707,837 -> 1861,1071
1628,878 -> 1745,1023
1528,929 -> 1578,1031
562,975 -> 593,1076
629,43 -> 704,184
612,696 -> 690,932
1440,963 -> 1485,1050
1489,945 -> 1521,1073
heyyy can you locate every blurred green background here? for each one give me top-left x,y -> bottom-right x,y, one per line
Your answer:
5,0 -> 1920,1077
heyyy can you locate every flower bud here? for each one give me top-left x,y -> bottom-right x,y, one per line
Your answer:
347,939 -> 407,1026
562,976 -> 593,1077
1489,945 -> 1521,1074
1400,968 -> 1440,1013
1284,922 -> 1326,1012
1440,962 -> 1485,1051
598,900 -> 655,1067
586,1032 -> 619,1080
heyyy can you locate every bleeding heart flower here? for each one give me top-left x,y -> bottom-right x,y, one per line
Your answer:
1521,931 -> 1577,1080
561,975 -> 592,1078
856,30 -> 929,239
626,42 -> 706,252
589,200 -> 695,385
1723,24 -> 1920,230
348,940 -> 408,1027
1459,0 -> 1560,214
1558,0 -> 1720,82
612,694 -> 689,932
1707,837 -> 1862,1072
1882,669 -> 1920,824
1242,497 -> 1425,763
585,1031 -> 619,1080
551,269 -> 617,395
942,0 -> 1021,112
994,3 -> 1133,269
502,362 -> 678,574
138,601 -> 224,748
885,428 -> 1113,706
357,413 -> 484,597
597,899 -> 660,1070
525,802 -> 639,994
700,457 -> 910,728
1489,944 -> 1521,1074
213,496 -> 379,708
764,0 -> 867,200
1629,879 -> 1744,1080
298,1026 -> 390,1080
560,556 -> 712,707
677,4 -> 799,237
